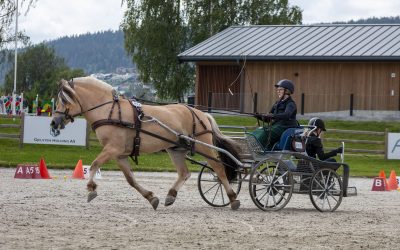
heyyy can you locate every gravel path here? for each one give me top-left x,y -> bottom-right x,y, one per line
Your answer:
1,168 -> 400,249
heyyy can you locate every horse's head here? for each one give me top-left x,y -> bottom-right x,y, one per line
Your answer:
50,79 -> 81,136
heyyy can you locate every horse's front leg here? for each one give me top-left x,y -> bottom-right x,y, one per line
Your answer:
116,156 -> 159,210
165,149 -> 191,206
87,147 -> 116,202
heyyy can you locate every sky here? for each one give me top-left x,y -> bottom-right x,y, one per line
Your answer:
16,0 -> 400,44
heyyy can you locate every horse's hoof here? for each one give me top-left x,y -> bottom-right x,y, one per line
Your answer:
149,197 -> 159,210
230,200 -> 240,210
164,195 -> 176,206
87,191 -> 97,202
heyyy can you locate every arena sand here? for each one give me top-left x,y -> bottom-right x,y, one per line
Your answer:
1,168 -> 400,249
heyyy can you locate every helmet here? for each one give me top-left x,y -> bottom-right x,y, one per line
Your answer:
308,117 -> 326,131
274,79 -> 294,94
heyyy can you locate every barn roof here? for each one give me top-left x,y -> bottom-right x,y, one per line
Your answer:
178,24 -> 400,62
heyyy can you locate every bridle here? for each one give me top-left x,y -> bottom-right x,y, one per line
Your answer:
51,79 -> 119,137
55,100 -> 115,123
54,80 -> 117,123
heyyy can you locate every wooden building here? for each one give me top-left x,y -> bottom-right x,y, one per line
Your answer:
178,25 -> 400,114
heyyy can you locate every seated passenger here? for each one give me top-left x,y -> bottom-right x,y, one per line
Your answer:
252,79 -> 298,150
305,117 -> 342,162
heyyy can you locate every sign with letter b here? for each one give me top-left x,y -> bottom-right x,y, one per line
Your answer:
371,177 -> 387,191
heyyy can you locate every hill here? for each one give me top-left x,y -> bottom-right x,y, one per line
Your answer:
47,30 -> 134,74
0,30 -> 135,86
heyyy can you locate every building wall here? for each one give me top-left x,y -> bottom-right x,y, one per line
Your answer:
196,61 -> 400,113
196,63 -> 241,110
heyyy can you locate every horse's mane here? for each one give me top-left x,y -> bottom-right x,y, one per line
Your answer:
58,76 -> 113,106
74,76 -> 113,91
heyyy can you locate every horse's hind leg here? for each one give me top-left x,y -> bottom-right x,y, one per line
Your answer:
205,158 -> 240,210
165,149 -> 191,206
116,156 -> 159,210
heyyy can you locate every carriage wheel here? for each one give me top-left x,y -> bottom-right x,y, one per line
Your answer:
310,168 -> 343,212
249,157 -> 293,211
197,165 -> 242,207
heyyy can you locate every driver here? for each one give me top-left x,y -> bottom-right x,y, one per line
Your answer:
305,117 -> 343,162
252,79 -> 298,150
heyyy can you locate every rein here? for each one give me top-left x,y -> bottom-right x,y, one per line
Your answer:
55,100 -> 115,122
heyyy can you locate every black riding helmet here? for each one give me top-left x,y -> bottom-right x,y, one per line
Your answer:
308,117 -> 326,131
274,79 -> 294,94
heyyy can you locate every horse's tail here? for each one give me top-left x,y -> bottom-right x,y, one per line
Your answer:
205,113 -> 241,181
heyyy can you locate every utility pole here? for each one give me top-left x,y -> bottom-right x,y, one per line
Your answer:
12,0 -> 18,116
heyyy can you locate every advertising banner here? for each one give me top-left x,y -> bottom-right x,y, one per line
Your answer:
23,116 -> 87,146
387,133 -> 400,160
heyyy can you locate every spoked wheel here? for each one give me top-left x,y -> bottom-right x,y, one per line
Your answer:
197,165 -> 242,207
249,157 -> 293,211
310,168 -> 343,212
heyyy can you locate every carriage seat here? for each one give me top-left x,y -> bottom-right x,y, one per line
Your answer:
272,127 -> 304,151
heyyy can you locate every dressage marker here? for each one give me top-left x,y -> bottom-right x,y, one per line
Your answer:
371,177 -> 387,191
14,158 -> 51,179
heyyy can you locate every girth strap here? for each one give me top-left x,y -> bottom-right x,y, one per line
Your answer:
183,105 -> 211,155
130,100 -> 143,165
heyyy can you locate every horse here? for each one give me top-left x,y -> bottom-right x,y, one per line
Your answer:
50,76 -> 242,210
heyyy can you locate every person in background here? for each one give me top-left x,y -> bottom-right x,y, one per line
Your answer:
305,117 -> 343,162
36,105 -> 42,116
252,79 -> 298,150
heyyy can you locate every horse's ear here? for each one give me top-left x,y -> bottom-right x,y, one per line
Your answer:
58,79 -> 67,87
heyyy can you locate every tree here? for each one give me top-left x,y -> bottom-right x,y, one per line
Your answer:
4,43 -> 84,101
0,0 -> 34,48
186,0 -> 302,46
122,0 -> 193,101
185,0 -> 244,45
122,0 -> 302,101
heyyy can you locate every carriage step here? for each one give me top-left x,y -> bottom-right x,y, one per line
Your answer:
346,186 -> 357,196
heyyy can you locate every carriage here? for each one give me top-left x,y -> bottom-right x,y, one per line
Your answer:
192,125 -> 353,212
51,77 -> 354,212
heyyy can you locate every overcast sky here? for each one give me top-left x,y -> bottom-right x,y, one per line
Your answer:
16,0 -> 400,44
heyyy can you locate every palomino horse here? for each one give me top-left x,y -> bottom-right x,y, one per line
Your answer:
50,77 -> 241,210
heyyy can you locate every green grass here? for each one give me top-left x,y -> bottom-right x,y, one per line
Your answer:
1,116 -> 400,177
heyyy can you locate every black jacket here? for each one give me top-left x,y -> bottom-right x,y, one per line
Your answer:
270,96 -> 297,127
306,133 -> 338,160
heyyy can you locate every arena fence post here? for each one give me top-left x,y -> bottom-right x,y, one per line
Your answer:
349,94 -> 354,116
253,92 -> 258,113
384,128 -> 388,160
208,92 -> 212,113
19,112 -> 24,149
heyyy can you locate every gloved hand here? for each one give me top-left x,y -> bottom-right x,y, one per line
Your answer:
253,113 -> 273,122
262,114 -> 273,122
253,113 -> 263,120
335,146 -> 343,154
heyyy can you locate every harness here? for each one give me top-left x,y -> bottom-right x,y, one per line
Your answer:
56,80 -> 212,164
90,94 -> 144,164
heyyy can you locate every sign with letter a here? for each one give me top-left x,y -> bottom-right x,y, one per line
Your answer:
14,164 -> 42,179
